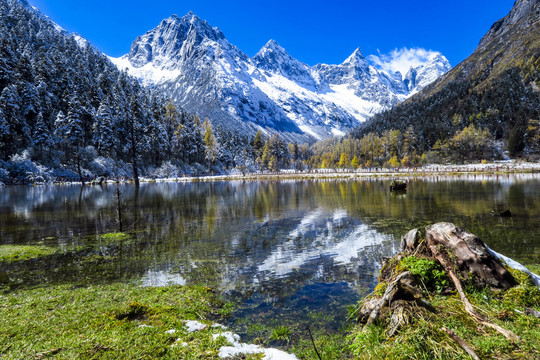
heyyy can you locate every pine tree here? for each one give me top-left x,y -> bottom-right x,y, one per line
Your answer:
252,130 -> 265,162
94,99 -> 115,157
0,107 -> 10,159
203,118 -> 217,167
66,96 -> 84,149
32,112 -> 52,149
66,96 -> 85,183
54,111 -> 67,146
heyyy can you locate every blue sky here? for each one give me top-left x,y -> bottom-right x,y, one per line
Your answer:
28,0 -> 515,67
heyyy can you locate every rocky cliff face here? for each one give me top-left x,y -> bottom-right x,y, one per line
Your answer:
477,0 -> 539,50
111,12 -> 451,141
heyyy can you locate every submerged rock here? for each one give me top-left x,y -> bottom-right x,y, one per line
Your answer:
389,180 -> 407,191
491,209 -> 512,217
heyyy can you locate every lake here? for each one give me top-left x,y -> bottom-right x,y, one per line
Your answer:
1,174 -> 539,339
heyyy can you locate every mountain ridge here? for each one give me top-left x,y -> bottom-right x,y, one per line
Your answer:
111,12 -> 451,142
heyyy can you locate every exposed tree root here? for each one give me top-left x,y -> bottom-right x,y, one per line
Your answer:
429,243 -> 520,342
442,327 -> 481,360
364,271 -> 411,329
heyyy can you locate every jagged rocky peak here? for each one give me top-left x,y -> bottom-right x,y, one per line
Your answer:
253,39 -> 293,68
113,10 -> 451,141
402,52 -> 451,93
253,39 -> 317,87
128,11 -> 225,68
342,47 -> 370,68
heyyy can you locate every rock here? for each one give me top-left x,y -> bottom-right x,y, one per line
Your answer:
390,180 -> 407,191
491,209 -> 512,217
425,222 -> 517,289
524,308 -> 540,318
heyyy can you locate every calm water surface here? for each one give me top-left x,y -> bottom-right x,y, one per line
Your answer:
1,175 -> 539,336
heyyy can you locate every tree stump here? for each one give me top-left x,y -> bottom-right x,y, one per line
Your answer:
425,222 -> 517,289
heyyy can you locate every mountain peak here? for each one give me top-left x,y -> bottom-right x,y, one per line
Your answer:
127,12 -> 226,68
343,47 -> 366,64
264,39 -> 285,51
256,39 -> 289,58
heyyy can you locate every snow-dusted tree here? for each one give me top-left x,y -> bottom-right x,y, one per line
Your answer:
176,113 -> 205,164
126,91 -> 146,186
66,96 -> 84,149
94,99 -> 116,157
54,111 -> 67,145
32,112 -> 52,152
261,133 -> 289,171
0,37 -> 15,90
164,100 -> 180,158
0,107 -> 10,159
64,96 -> 85,182
0,84 -> 21,157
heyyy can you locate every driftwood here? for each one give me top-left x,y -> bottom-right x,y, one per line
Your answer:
426,223 -> 519,341
364,271 -> 412,328
400,228 -> 420,252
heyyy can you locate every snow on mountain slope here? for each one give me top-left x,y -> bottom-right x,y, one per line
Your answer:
110,12 -> 451,141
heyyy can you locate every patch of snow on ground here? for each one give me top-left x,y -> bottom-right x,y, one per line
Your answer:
486,246 -> 540,287
184,320 -> 207,332
331,128 -> 346,136
178,321 -> 298,358
213,331 -> 298,360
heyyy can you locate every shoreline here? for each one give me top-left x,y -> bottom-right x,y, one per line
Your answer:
2,160 -> 539,186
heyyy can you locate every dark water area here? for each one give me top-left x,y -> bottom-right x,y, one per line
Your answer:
1,175 -> 539,337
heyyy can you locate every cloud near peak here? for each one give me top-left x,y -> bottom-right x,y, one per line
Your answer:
367,48 -> 443,79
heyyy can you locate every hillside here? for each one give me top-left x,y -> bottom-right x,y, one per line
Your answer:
354,0 -> 540,159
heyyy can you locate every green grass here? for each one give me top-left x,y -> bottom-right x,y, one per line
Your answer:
270,325 -> 293,342
524,264 -> 540,275
98,232 -> 130,242
0,283 -> 240,359
0,245 -> 57,263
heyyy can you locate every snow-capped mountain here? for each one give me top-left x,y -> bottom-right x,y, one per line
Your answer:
111,12 -> 451,141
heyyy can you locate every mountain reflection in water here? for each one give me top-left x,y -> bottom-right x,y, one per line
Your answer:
1,176 -> 539,335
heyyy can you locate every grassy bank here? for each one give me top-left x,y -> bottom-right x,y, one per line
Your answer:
349,258 -> 540,359
0,283 -> 241,359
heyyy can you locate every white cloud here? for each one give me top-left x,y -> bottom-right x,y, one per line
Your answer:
367,48 -> 441,79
